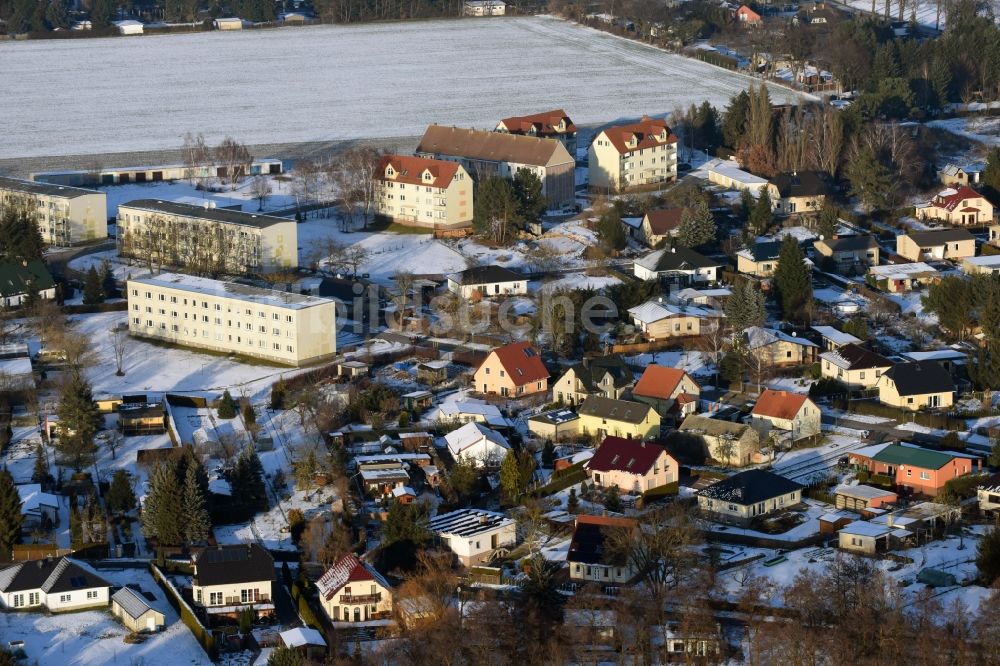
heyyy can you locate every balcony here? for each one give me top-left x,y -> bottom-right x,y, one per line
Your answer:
223,594 -> 270,605
339,592 -> 381,604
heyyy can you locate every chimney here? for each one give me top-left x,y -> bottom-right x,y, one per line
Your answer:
479,515 -> 488,525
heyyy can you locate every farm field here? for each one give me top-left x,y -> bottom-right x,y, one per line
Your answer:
0,16 -> 808,159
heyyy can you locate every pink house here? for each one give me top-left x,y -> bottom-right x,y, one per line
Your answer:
584,436 -> 678,494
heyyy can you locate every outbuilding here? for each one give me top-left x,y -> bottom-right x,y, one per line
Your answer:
111,587 -> 165,633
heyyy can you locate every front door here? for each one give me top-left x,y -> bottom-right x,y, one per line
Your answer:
354,607 -> 361,622
147,616 -> 156,632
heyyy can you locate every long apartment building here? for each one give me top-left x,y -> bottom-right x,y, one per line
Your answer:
588,116 -> 678,192
416,125 -> 575,209
375,155 -> 473,229
0,176 -> 107,246
127,273 -> 336,366
495,109 -> 578,157
117,200 -> 297,276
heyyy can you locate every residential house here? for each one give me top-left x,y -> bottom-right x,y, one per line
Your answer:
578,396 -> 661,439
813,235 -> 879,274
444,421 -> 511,468
431,399 -> 510,430
585,436 -> 679,494
127,274 -> 337,367
447,266 -> 526,299
811,325 -> 862,351
428,509 -> 517,566
567,515 -> 639,584
33,158 -> 283,187
417,125 -> 575,208
637,208 -> 688,248
0,557 -> 110,612
551,355 -> 633,406
110,587 -> 165,633
707,161 -> 769,194
473,341 -> 549,397
117,200 -> 297,274
190,544 -> 275,621
588,116 -> 678,192
744,326 -> 819,366
767,171 -> 832,216
0,260 -> 56,308
820,343 -> 894,389
631,364 -> 700,418
736,240 -> 782,277
678,414 -> 763,467
526,408 -> 581,441
978,472 -> 1000,515
895,228 -> 976,262
849,443 -> 980,496
750,389 -> 821,439
464,0 -> 506,15
17,484 -> 58,530
875,361 -> 954,410
868,262 -> 939,292
495,109 -> 577,156
696,469 -> 804,526
837,520 -> 895,554
632,246 -> 721,284
939,163 -> 984,187
834,484 -> 898,514
375,155 -> 473,229
735,4 -> 763,24
316,554 -> 393,623
628,300 -> 722,341
964,254 -> 1000,279
915,186 -> 994,226
0,175 -> 107,245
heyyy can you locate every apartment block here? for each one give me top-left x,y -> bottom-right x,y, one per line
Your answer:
127,273 -> 336,366
117,199 -> 297,275
0,176 -> 107,246
375,155 -> 473,229
588,116 -> 678,192
495,109 -> 578,157
417,125 -> 576,209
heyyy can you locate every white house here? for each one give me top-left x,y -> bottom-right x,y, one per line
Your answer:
428,509 -> 517,566
0,557 -> 110,612
749,389 -> 821,440
444,422 -> 510,468
17,484 -> 58,529
316,554 -> 393,623
706,160 -> 770,194
447,265 -> 527,299
191,544 -> 275,620
633,246 -> 720,284
114,20 -> 144,35
431,399 -> 510,429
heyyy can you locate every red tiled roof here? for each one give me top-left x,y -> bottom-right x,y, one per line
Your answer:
676,392 -> 697,405
931,186 -> 985,212
751,389 -> 810,420
632,365 -> 690,400
498,109 -> 576,137
376,154 -> 460,189
585,436 -> 673,476
644,208 -> 689,235
575,513 -> 637,529
737,5 -> 762,21
600,116 -> 677,155
315,554 -> 389,601
486,341 -> 549,387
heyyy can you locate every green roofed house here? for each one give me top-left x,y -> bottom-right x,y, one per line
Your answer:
0,260 -> 56,308
848,443 -> 981,497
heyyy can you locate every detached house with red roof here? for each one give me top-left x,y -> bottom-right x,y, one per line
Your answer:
375,154 -> 473,229
316,554 -> 393,623
637,208 -> 689,248
915,186 -> 994,227
585,436 -> 679,494
750,389 -> 821,440
588,116 -> 678,192
474,341 -> 549,397
631,364 -> 701,419
735,4 -> 762,24
495,109 -> 577,157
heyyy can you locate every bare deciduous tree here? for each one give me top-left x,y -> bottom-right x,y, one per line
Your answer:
109,327 -> 128,376
214,137 -> 252,191
181,132 -> 210,184
250,176 -> 272,211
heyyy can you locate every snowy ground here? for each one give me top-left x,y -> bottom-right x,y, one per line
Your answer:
0,567 -> 210,666
928,116 -> 1000,146
840,0 -> 947,29
0,16 -> 807,159
96,176 -> 303,219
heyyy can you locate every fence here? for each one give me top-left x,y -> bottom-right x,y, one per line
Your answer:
149,562 -> 218,660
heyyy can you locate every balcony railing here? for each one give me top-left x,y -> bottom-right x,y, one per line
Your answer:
222,594 -> 271,605
339,593 -> 381,604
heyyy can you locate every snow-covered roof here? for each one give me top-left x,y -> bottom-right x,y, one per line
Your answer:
707,160 -> 768,185
810,325 -> 861,346
900,349 -> 967,362
428,508 -> 514,538
111,586 -> 156,621
16,484 -> 58,514
392,485 -> 416,498
436,400 -> 507,425
444,422 -> 510,458
316,554 -> 390,601
963,255 -> 1000,268
280,627 -> 326,649
868,262 -> 938,279
834,484 -> 896,500
838,521 -> 893,538
130,273 -> 334,311
745,327 -> 818,349
628,300 -> 720,324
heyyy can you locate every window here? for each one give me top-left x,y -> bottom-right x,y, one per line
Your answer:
210,592 -> 223,605
60,594 -> 71,603
12,594 -> 23,607
920,471 -> 931,480
87,590 -> 98,599
29,592 -> 38,605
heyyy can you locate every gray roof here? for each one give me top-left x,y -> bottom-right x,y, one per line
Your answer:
119,199 -> 290,229
882,361 -> 953,396
0,557 -> 109,594
577,396 -> 653,424
906,228 -> 975,246
637,246 -> 720,273
698,469 -> 804,505
0,175 -> 99,199
818,235 -> 878,252
111,586 -> 157,620
448,265 -> 523,285
428,508 -> 514,538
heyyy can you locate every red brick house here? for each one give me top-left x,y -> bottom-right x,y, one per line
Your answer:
848,443 -> 981,497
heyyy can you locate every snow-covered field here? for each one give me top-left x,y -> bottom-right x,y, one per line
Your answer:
0,16 -> 807,159
841,0 -> 946,29
928,116 -> 1000,146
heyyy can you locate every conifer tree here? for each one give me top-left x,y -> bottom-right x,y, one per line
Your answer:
977,525 -> 1000,586
749,189 -> 774,235
499,451 -> 522,499
31,443 -> 48,484
100,259 -> 117,299
217,390 -> 237,419
676,199 -> 716,248
106,469 -> 136,514
0,469 -> 23,560
724,281 -> 766,331
55,374 -> 101,470
773,236 -> 813,324
82,266 -> 104,305
232,446 -> 268,514
142,460 -> 185,547
242,401 -> 257,427
182,463 -> 211,545
0,206 -> 45,263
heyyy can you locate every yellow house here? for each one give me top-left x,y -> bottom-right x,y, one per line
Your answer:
577,396 -> 660,440
191,544 -> 275,621
813,236 -> 879,274
678,414 -> 763,467
750,389 -> 821,440
0,175 -> 107,245
895,229 -> 976,262
915,186 -> 994,226
551,355 -> 632,406
820,343 -> 894,389
375,154 -> 473,229
637,208 -> 686,247
875,361 -> 954,411
736,241 -> 781,277
316,554 -> 393,623
588,116 -> 678,192
767,171 -> 831,216
473,341 -> 549,398
627,300 -> 722,341
745,326 -> 818,367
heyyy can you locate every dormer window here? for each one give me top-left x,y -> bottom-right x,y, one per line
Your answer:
424,171 -> 432,181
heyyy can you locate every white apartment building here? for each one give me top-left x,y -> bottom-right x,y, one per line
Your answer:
127,273 -> 336,367
588,116 -> 678,192
117,199 -> 297,275
375,155 -> 473,229
0,176 -> 107,246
